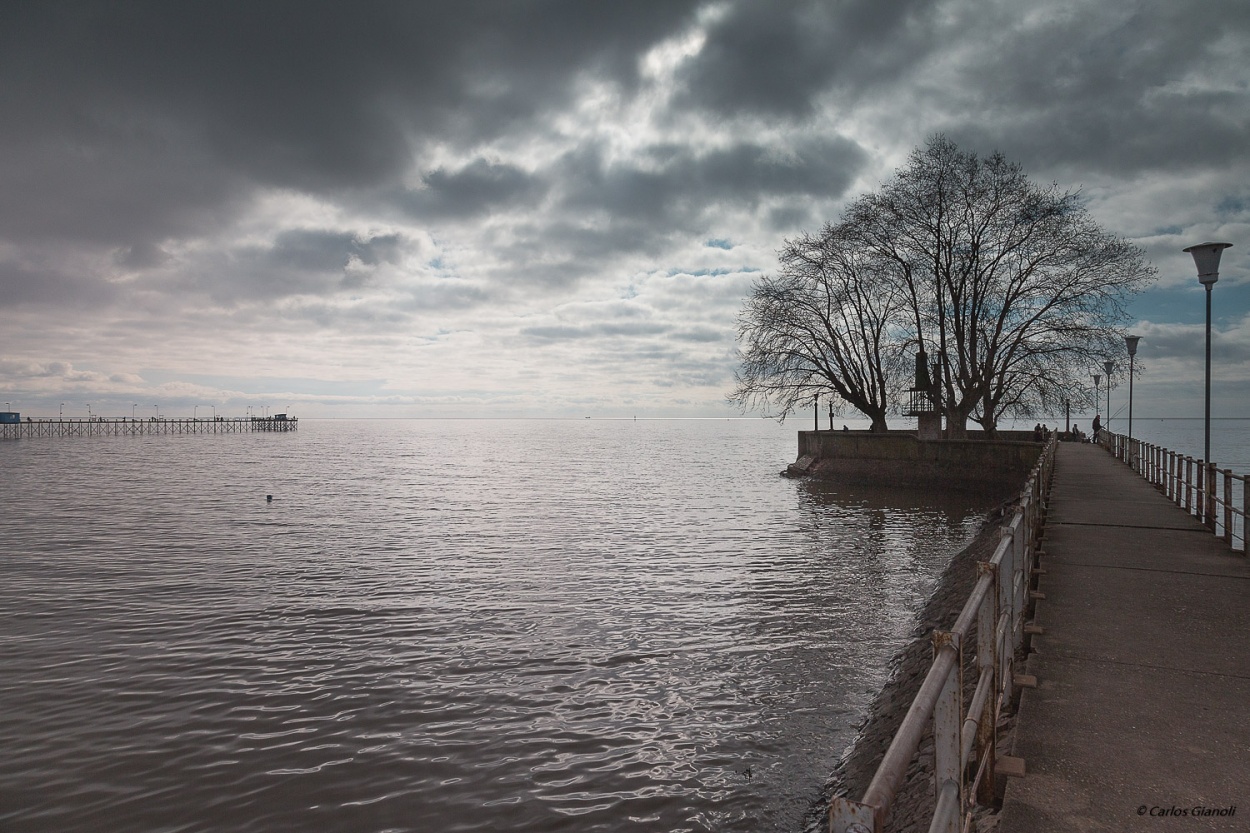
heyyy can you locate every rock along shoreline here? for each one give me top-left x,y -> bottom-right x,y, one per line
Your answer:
800,517 -> 1006,833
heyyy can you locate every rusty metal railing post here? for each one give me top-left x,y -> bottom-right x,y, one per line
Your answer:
1206,462 -> 1218,531
1223,470 -> 1233,545
1242,474 -> 1248,554
932,631 -> 962,833
998,524 -> 1016,708
974,560 -> 999,806
829,796 -> 879,833
1243,475 -> 1249,554
1195,460 -> 1205,520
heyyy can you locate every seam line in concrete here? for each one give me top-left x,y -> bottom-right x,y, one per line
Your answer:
1036,650 -> 1250,683
1035,561 -> 1250,580
1048,520 -> 1210,533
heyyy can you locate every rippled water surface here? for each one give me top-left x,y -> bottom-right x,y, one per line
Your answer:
1,419 -> 999,832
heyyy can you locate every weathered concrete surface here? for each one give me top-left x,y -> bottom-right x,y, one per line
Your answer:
999,443 -> 1250,832
794,431 -> 1041,494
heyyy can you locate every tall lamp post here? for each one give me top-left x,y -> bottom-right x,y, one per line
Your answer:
1093,374 -> 1101,437
1125,335 -> 1140,467
1103,360 -> 1113,429
1183,242 -> 1232,468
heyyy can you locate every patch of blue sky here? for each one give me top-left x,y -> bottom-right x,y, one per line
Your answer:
665,266 -> 760,277
1129,283 -> 1250,327
1216,195 -> 1248,218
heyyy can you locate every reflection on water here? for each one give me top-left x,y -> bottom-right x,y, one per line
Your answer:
0,419 -> 997,832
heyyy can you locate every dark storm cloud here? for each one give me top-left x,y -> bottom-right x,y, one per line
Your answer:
394,160 -> 548,219
675,0 -> 935,118
559,137 -> 867,224
934,0 -> 1250,175
0,0 -> 702,248
0,257 -> 119,309
264,230 -> 403,273
172,229 -> 410,303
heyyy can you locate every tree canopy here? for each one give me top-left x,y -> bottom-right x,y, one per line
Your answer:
733,136 -> 1156,435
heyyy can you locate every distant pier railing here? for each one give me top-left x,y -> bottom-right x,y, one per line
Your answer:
0,416 -> 297,440
830,435 -> 1057,833
1100,431 -> 1246,553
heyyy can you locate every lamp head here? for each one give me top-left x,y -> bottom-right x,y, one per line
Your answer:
1103,360 -> 1114,375
1094,374 -> 1101,386
1125,335 -> 1141,357
1183,242 -> 1232,286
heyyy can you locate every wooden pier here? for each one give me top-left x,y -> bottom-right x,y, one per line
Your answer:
0,416 -> 297,440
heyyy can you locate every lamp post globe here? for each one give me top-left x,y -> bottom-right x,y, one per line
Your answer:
1183,242 -> 1232,467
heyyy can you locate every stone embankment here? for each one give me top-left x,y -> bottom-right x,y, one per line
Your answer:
801,515 -> 1010,833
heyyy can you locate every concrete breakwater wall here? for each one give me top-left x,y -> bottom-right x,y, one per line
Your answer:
791,430 -> 1041,493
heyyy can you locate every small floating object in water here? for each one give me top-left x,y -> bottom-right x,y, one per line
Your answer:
266,494 -> 273,502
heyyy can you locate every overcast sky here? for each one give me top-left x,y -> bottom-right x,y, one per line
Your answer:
2,0 -> 1247,421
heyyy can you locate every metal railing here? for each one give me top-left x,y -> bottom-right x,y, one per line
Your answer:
1101,431 -> 1246,553
830,435 -> 1056,833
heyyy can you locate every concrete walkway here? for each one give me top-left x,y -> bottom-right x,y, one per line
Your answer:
999,442 -> 1250,832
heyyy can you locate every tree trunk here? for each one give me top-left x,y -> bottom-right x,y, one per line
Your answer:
978,411 -> 999,438
943,408 -> 970,439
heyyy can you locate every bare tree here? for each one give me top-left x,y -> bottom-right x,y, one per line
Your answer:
732,221 -> 909,431
844,136 -> 1155,436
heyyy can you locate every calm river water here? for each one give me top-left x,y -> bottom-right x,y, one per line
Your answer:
2,419 -> 1006,832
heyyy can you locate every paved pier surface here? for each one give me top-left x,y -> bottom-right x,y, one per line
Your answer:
999,443 -> 1250,831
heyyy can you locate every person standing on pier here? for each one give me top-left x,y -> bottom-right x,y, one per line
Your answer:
1092,414 -> 1101,442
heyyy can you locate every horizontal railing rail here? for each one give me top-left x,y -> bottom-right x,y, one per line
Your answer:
1100,431 -> 1246,553
830,435 -> 1057,833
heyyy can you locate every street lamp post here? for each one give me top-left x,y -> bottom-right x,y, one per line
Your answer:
1183,242 -> 1232,468
1093,374 -> 1101,438
1125,336 -> 1140,468
59,403 -> 64,419
1103,360 -> 1114,431
132,403 -> 138,419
